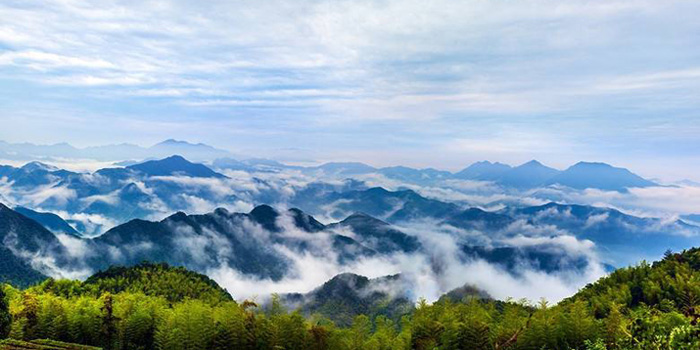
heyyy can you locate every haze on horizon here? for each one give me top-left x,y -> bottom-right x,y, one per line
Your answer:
1,0 -> 699,181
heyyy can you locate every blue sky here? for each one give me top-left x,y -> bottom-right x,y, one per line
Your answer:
1,0 -> 699,180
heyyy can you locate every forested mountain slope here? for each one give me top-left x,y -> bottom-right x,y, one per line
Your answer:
0,248 -> 698,349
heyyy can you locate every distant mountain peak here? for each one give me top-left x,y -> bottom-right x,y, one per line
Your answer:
155,139 -> 207,147
454,161 -> 512,181
341,212 -> 389,226
164,154 -> 187,161
127,155 -> 226,178
121,182 -> 144,193
325,272 -> 370,287
146,139 -> 232,161
213,207 -> 230,216
250,204 -> 277,216
520,159 -> 546,167
165,211 -> 190,222
573,161 -> 611,167
546,161 -> 656,191
13,206 -> 80,236
248,205 -> 325,233
474,160 -> 509,166
21,161 -> 58,172
248,205 -> 282,232
495,160 -> 560,189
316,162 -> 377,175
366,187 -> 391,195
160,138 -> 184,144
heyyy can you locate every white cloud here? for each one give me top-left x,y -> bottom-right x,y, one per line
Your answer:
204,211 -> 608,303
539,184 -> 700,217
0,50 -> 116,70
24,184 -> 77,207
585,212 -> 609,228
55,233 -> 93,258
1,0 -> 699,179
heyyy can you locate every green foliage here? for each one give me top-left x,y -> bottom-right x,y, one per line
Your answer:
0,338 -> 102,349
3,248 -> 700,349
29,263 -> 233,307
0,286 -> 11,339
583,339 -> 607,350
83,263 -> 233,305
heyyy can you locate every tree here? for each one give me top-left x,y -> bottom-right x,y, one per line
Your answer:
0,286 -> 11,339
349,315 -> 372,350
18,292 -> 39,340
100,293 -> 118,350
309,324 -> 330,350
604,303 -> 623,349
449,321 -> 492,350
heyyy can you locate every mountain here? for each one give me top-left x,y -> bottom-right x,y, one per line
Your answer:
83,262 -> 233,304
148,139 -> 232,161
0,203 -> 66,257
676,179 -> 700,187
90,205 -> 392,280
444,207 -> 514,231
497,160 -> 561,189
0,245 -> 47,288
0,155 -> 242,235
248,204 -> 325,233
281,273 -> 414,326
305,187 -> 461,222
127,155 -> 227,178
294,186 -> 501,229
377,166 -> 452,184
302,186 -> 700,268
83,142 -> 145,160
211,157 -> 251,171
214,158 -> 307,172
280,271 -> 493,326
546,161 -> 657,191
90,209 -> 286,279
453,160 -> 658,191
20,161 -> 59,173
453,160 -> 563,189
0,203 -> 65,287
82,182 -> 156,223
0,139 -> 233,163
453,161 -> 512,181
460,245 -> 597,273
506,202 -> 700,265
0,141 -> 80,160
565,247 -> 700,322
312,162 -> 377,176
8,248 -> 700,350
327,212 -> 421,253
13,206 -> 79,236
682,214 -> 700,225
0,163 -> 77,189
437,284 -> 492,303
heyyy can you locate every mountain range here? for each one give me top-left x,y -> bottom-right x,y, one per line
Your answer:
0,152 -> 696,302
281,273 -> 415,326
0,139 -> 233,162
214,156 -> 659,191
2,138 -> 661,192
1,190 -> 697,290
0,202 -> 425,284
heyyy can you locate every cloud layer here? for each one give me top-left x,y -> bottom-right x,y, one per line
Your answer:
1,0 -> 700,179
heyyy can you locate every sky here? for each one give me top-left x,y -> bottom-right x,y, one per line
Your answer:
1,0 -> 699,180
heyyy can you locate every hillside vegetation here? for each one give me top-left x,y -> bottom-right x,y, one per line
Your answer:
0,250 -> 698,349
0,339 -> 101,350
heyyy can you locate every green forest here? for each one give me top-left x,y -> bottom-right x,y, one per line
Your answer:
1,249 -> 700,350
